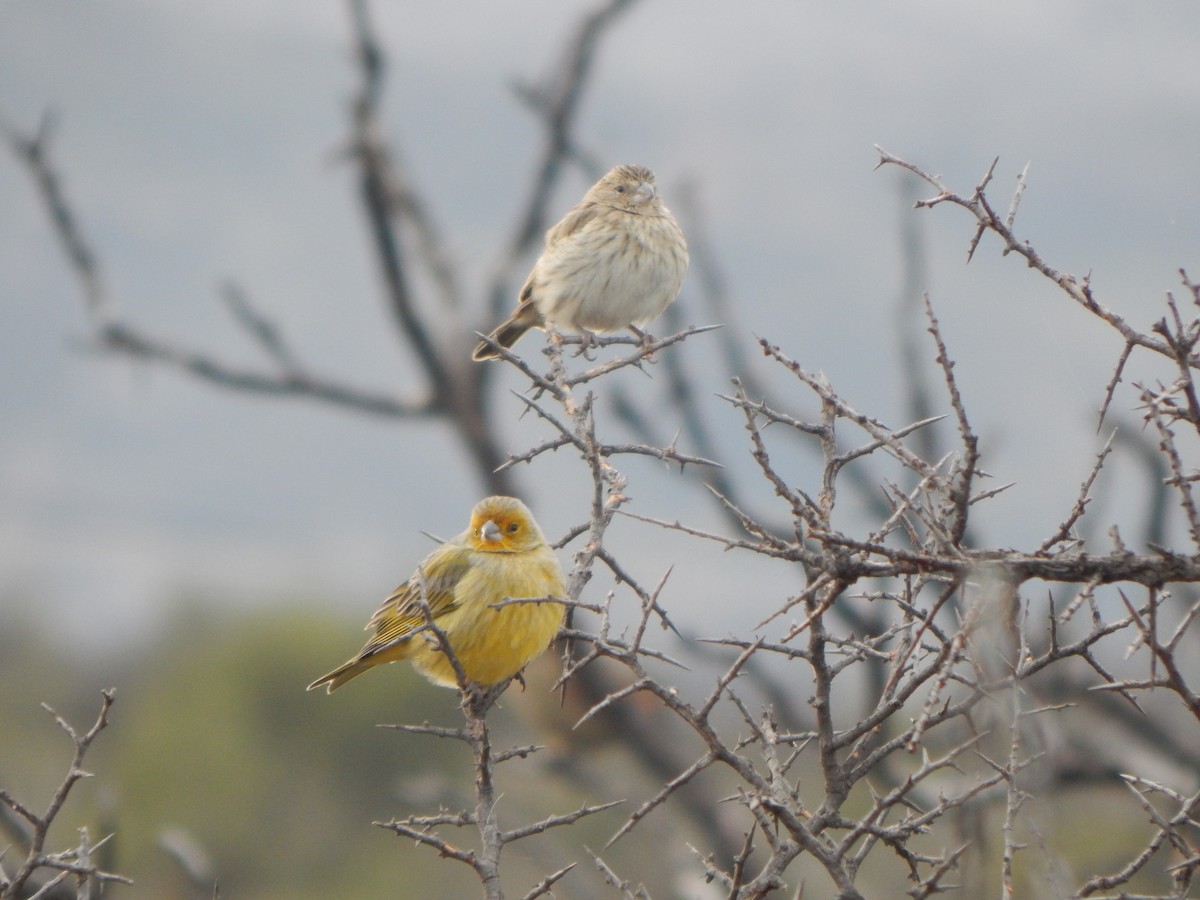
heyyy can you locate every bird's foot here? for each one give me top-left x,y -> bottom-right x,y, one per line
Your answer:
571,328 -> 600,360
630,325 -> 659,361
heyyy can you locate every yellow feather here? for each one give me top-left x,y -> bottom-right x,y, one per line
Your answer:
308,497 -> 565,693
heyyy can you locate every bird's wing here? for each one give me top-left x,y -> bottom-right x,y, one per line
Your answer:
545,202 -> 604,246
361,545 -> 472,653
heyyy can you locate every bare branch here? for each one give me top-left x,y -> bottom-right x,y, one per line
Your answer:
0,691 -> 129,898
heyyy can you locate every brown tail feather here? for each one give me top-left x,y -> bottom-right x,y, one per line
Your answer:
472,302 -> 542,361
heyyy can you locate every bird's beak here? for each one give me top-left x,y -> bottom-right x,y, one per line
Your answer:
481,519 -> 502,544
633,181 -> 655,204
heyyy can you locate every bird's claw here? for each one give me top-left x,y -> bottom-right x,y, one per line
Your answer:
630,325 -> 659,361
572,329 -> 599,360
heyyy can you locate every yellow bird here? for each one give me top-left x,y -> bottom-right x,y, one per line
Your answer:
308,496 -> 566,693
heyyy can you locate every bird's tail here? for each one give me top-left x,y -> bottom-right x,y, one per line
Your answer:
472,302 -> 542,360
306,657 -> 373,694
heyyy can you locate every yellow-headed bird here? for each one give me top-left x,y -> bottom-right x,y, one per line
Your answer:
308,496 -> 565,693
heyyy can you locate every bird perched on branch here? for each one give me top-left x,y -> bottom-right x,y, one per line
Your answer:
473,164 -> 688,360
307,496 -> 565,693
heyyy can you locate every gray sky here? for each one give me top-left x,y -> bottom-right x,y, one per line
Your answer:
2,1 -> 1198,651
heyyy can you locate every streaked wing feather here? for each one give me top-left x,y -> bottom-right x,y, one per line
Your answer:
546,202 -> 602,245
360,547 -> 471,655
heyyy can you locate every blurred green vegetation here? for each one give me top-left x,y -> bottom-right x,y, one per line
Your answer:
0,596 -> 639,899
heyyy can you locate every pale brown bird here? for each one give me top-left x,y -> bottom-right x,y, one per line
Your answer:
307,496 -> 565,693
473,164 -> 688,360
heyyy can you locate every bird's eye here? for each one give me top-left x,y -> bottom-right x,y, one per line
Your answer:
507,522 -> 520,533
615,184 -> 626,193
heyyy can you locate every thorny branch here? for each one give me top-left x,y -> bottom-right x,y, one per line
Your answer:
435,153 -> 1200,896
0,691 -> 130,899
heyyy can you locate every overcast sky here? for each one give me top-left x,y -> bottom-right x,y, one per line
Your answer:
3,1 -> 1198,652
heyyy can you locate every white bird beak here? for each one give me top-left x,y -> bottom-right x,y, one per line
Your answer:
481,519 -> 502,543
633,181 -> 655,204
